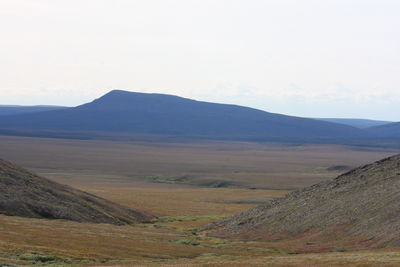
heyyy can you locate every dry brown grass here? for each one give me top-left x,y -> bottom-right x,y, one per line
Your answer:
0,136 -> 399,266
82,187 -> 288,216
128,248 -> 400,267
3,213 -> 398,267
0,136 -> 396,189
0,210 -> 274,265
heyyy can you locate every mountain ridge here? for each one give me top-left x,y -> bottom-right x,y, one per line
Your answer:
0,90 -> 370,143
316,118 -> 393,129
366,122 -> 400,138
0,105 -> 67,116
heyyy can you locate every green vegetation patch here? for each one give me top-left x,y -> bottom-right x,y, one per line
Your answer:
0,250 -> 91,266
143,175 -> 244,188
158,215 -> 226,223
144,175 -> 190,184
0,262 -> 18,267
0,249 -> 101,266
169,239 -> 201,246
195,253 -> 238,260
333,247 -> 347,252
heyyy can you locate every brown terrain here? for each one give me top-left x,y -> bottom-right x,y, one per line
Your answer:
207,154 -> 400,251
0,159 -> 153,225
0,135 -> 399,266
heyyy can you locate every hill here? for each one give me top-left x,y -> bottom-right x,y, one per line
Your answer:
0,105 -> 66,116
316,118 -> 392,129
0,90 -> 368,143
366,122 -> 400,138
0,159 -> 154,224
207,154 -> 400,250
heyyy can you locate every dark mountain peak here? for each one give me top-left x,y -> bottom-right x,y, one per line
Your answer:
92,89 -> 142,103
100,89 -> 149,99
0,90 -> 370,142
98,90 -> 189,102
0,158 -> 154,224
82,90 -> 195,110
107,89 -> 131,95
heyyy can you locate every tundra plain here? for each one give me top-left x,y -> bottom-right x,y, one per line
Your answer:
0,135 -> 399,266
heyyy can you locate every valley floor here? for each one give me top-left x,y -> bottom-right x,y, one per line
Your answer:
0,136 -> 399,266
2,192 -> 400,267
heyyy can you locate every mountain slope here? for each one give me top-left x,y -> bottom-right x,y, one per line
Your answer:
0,159 -> 154,224
316,118 -> 392,129
0,90 -> 367,142
366,122 -> 400,138
0,105 -> 67,116
207,154 -> 400,250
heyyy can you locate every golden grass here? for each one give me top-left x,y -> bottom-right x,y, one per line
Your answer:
0,136 -> 399,266
81,187 -> 289,216
0,213 -> 272,266
127,249 -> 400,267
1,184 -> 399,266
0,184 -> 288,266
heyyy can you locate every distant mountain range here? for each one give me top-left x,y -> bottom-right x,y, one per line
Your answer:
0,90 -> 398,145
0,105 -> 67,116
316,118 -> 392,129
366,122 -> 400,138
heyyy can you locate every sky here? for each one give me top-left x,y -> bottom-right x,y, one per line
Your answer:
1,0 -> 399,121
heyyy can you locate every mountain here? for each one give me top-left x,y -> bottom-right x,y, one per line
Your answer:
0,90 -> 368,142
0,105 -> 67,116
366,122 -> 400,138
316,118 -> 392,129
207,154 -> 400,250
0,159 -> 154,224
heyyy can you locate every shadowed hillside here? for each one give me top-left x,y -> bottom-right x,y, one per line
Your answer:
0,90 -> 368,142
0,159 -> 154,224
207,154 -> 400,250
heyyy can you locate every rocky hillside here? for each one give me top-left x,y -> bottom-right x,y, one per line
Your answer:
0,159 -> 154,224
207,154 -> 400,250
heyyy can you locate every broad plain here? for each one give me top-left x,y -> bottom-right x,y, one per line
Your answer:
0,135 -> 398,266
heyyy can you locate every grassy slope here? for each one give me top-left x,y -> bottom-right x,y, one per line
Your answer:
0,159 -> 154,225
208,155 -> 400,251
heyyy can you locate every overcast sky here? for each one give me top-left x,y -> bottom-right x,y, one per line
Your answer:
1,0 -> 399,120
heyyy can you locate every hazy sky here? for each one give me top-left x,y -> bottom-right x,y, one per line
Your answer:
1,0 -> 399,120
